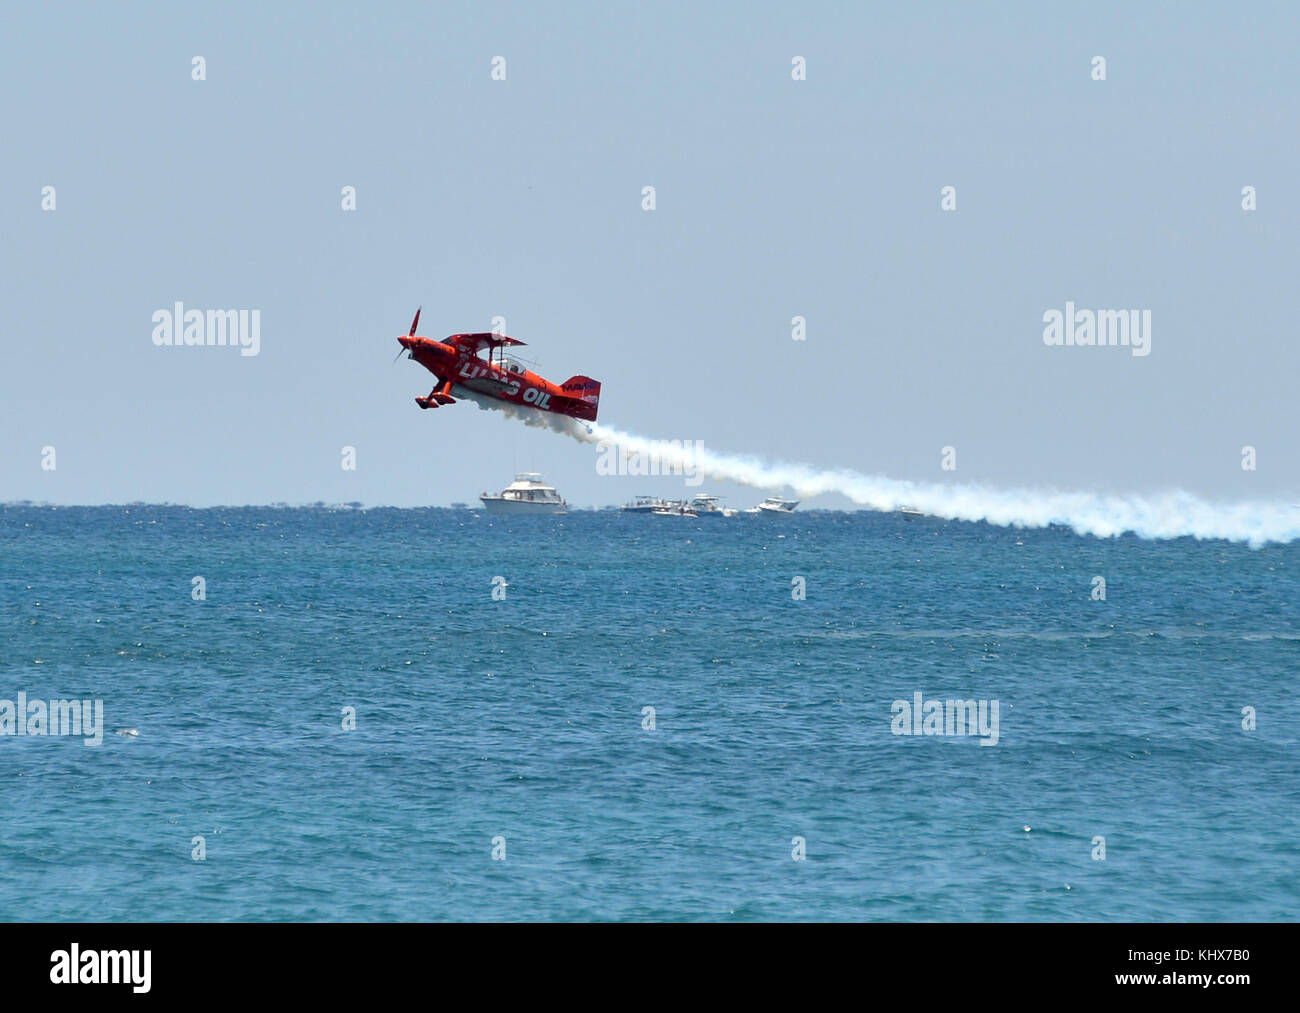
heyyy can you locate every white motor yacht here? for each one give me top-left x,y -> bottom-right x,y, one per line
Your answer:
480,473 -> 568,514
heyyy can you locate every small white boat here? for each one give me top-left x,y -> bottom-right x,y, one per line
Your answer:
898,506 -> 925,521
689,494 -> 735,518
652,501 -> 698,517
480,473 -> 568,514
746,496 -> 799,515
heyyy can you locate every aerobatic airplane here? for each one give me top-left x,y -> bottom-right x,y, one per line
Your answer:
395,308 -> 601,422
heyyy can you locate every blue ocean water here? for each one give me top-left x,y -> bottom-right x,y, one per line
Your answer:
0,504 -> 1296,922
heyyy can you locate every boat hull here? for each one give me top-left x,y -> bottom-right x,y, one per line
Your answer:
480,497 -> 567,515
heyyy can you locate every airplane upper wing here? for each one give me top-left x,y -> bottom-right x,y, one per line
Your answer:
445,332 -> 527,354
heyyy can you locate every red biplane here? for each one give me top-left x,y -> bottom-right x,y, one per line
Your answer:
395,308 -> 601,422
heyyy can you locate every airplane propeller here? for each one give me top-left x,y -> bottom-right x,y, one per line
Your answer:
393,306 -> 421,362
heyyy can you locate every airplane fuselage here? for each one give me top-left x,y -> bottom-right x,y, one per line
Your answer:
409,339 -> 555,409
397,332 -> 599,421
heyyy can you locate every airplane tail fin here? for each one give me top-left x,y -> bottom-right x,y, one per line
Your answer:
560,375 -> 601,421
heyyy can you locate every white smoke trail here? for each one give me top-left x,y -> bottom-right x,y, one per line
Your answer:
457,390 -> 1300,546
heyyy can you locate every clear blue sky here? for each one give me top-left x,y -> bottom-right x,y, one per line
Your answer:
3,1 -> 1297,507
